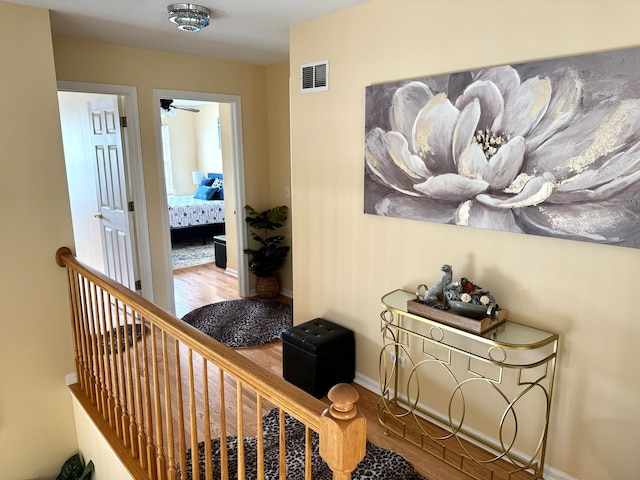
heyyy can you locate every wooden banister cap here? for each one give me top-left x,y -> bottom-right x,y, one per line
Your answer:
56,247 -> 73,267
327,383 -> 359,420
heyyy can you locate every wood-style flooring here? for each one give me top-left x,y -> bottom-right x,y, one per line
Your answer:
173,263 -> 533,480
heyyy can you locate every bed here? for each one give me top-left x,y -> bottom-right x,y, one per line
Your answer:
168,173 -> 226,244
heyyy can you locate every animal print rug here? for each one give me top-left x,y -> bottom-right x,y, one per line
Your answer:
179,408 -> 426,480
101,323 -> 145,353
181,299 -> 293,348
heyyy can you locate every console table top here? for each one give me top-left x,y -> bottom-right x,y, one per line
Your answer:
382,289 -> 558,350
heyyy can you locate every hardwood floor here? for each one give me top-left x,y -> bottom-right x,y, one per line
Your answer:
173,262 -> 291,319
172,264 -> 530,480
173,263 -> 242,319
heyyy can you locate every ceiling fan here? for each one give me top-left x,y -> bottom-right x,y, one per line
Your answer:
160,99 -> 200,113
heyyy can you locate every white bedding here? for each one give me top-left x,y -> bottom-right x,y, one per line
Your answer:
167,195 -> 225,229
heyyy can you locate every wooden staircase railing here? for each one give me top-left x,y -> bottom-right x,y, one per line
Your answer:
56,247 -> 366,480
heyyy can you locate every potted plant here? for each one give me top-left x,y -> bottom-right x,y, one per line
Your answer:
244,205 -> 290,298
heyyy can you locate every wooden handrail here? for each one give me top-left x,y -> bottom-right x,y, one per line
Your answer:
56,247 -> 366,479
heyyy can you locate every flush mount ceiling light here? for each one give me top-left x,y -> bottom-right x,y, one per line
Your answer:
167,3 -> 211,32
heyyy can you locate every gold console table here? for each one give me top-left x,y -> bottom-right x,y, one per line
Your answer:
379,289 -> 558,480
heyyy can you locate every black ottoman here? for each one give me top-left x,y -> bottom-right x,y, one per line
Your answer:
282,318 -> 355,398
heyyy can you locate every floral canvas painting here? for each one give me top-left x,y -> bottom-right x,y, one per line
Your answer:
364,47 -> 640,249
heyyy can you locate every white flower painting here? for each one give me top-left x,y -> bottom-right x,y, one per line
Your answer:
364,48 -> 640,249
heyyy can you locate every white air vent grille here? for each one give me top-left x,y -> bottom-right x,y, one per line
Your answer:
300,60 -> 329,92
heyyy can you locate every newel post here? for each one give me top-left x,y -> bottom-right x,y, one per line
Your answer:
320,383 -> 367,480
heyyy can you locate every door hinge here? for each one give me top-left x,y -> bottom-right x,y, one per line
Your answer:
120,116 -> 127,128
135,280 -> 142,291
128,201 -> 135,212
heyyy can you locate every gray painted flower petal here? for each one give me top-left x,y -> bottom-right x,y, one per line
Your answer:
500,76 -> 551,138
529,99 -> 640,179
389,81 -> 434,143
376,194 -> 457,223
483,136 -> 525,190
457,142 -> 487,180
476,172 -> 555,208
455,200 -> 523,233
365,127 -> 422,196
414,173 -> 489,201
453,99 -> 481,165
515,202 -> 640,244
455,80 -> 504,132
412,94 -> 459,174
386,131 -> 433,178
551,142 -> 640,197
474,66 -> 521,104
526,68 -> 583,151
550,168 -> 640,204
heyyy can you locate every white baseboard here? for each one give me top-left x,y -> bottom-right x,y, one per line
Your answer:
354,372 -> 378,393
353,372 -> 574,480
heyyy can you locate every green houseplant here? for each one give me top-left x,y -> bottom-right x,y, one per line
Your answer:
244,205 -> 290,297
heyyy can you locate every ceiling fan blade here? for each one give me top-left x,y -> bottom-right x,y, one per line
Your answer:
172,105 -> 200,113
160,99 -> 199,113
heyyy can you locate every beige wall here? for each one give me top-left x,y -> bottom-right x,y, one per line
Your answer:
289,0 -> 640,478
163,111 -> 198,196
164,103 -> 223,196
195,103 -> 223,175
0,6 -> 292,476
266,62 -> 293,292
52,37 -> 289,305
72,398 -> 133,480
0,2 -> 78,478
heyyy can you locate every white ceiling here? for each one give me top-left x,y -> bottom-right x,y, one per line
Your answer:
10,0 -> 367,65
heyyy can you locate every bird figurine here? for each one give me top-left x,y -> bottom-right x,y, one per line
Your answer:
424,264 -> 453,306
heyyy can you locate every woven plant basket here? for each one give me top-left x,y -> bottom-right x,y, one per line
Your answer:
256,276 -> 279,298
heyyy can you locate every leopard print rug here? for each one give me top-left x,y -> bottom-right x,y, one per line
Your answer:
100,323 -> 145,353
178,408 -> 426,479
181,299 -> 292,348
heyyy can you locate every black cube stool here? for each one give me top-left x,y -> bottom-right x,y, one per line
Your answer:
282,318 -> 355,398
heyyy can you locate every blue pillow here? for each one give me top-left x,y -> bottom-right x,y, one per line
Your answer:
199,177 -> 215,187
213,187 -> 224,200
194,186 -> 219,200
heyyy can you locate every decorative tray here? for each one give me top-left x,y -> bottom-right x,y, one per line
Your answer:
407,299 -> 507,334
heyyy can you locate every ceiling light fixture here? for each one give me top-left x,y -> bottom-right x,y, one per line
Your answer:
167,3 -> 211,33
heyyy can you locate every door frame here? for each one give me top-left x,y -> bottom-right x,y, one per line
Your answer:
58,81 -> 154,301
152,89 -> 249,311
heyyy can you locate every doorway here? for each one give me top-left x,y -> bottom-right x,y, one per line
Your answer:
57,82 -> 154,302
160,100 -> 227,280
153,89 -> 249,314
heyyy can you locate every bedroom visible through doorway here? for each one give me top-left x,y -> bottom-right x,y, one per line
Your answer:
160,99 -> 225,270
154,90 -> 248,313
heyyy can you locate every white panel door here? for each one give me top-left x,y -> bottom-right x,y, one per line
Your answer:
89,96 -> 137,291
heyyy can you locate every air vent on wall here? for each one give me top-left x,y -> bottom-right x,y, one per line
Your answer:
300,60 -> 329,93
